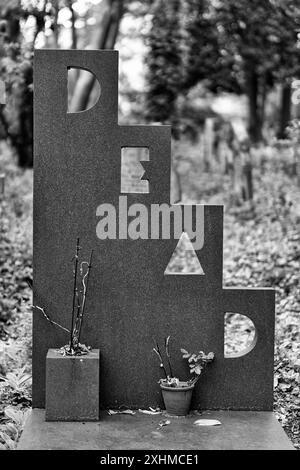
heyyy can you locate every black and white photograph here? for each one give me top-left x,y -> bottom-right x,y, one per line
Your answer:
0,0 -> 299,455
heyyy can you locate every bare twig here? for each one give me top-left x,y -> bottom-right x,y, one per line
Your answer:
78,250 -> 93,343
153,338 -> 168,379
70,238 -> 80,351
33,305 -> 69,334
73,290 -> 81,346
164,336 -> 174,378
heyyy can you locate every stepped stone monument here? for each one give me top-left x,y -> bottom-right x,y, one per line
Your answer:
18,50 -> 293,450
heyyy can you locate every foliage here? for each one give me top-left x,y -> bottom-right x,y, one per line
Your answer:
0,145 -> 32,331
0,0 -> 49,167
180,349 -> 214,379
211,0 -> 300,83
0,406 -> 30,449
145,0 -> 183,132
0,366 -> 31,394
286,119 -> 300,143
58,342 -> 91,356
0,142 -> 32,448
181,0 -> 238,94
0,329 -> 31,449
0,338 -> 31,450
153,336 -> 214,387
0,44 -> 34,167
145,0 -> 300,141
224,159 -> 300,447
0,0 -> 128,166
0,366 -> 31,407
212,0 -> 300,141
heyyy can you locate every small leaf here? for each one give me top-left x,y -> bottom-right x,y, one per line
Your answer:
138,409 -> 162,415
194,365 -> 202,375
158,419 -> 171,428
107,409 -> 135,415
194,419 -> 221,426
3,422 -> 18,439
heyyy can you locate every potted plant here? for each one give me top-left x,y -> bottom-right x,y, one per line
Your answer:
153,337 -> 214,416
34,238 -> 99,422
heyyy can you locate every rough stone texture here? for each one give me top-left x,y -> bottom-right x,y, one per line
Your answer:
18,409 -> 294,450
33,50 -> 275,411
45,349 -> 100,421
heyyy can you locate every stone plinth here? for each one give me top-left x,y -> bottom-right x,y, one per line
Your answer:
18,409 -> 294,450
46,349 -> 100,421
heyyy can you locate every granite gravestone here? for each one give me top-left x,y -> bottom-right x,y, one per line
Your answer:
33,50 -> 275,411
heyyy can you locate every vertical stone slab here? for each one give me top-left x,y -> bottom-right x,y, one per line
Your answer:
33,50 -> 275,410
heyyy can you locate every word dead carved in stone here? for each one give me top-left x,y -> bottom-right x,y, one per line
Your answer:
33,50 -> 275,411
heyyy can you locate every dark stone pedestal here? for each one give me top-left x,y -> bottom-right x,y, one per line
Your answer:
18,409 -> 294,450
46,349 -> 100,421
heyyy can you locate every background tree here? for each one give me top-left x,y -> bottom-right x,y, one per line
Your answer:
213,0 -> 300,142
145,0 -> 183,133
0,0 -> 49,167
69,0 -> 124,113
181,0 -> 240,94
145,0 -> 300,143
0,0 -> 129,167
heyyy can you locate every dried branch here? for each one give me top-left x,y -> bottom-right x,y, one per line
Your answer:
152,338 -> 168,379
33,305 -> 70,334
70,237 -> 80,351
73,290 -> 81,346
78,250 -> 93,343
164,335 -> 174,378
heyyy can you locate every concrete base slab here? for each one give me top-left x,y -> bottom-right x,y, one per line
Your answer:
18,409 -> 294,450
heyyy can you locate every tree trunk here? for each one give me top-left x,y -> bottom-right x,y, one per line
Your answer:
67,0 -> 77,49
52,1 -> 60,48
171,163 -> 182,204
278,83 -> 291,139
0,9 -> 33,167
242,160 -> 253,201
246,65 -> 263,143
69,0 -> 124,113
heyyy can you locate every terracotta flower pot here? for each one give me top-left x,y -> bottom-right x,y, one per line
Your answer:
160,381 -> 195,416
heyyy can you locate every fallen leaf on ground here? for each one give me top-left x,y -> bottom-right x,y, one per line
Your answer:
107,409 -> 135,415
138,408 -> 162,415
194,419 -> 221,426
158,419 -> 171,428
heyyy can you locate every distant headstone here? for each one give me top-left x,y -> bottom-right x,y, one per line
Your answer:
203,117 -> 215,170
0,173 -> 5,195
33,50 -> 274,410
0,79 -> 6,105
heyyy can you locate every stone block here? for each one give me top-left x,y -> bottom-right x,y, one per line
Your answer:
45,349 -> 100,421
